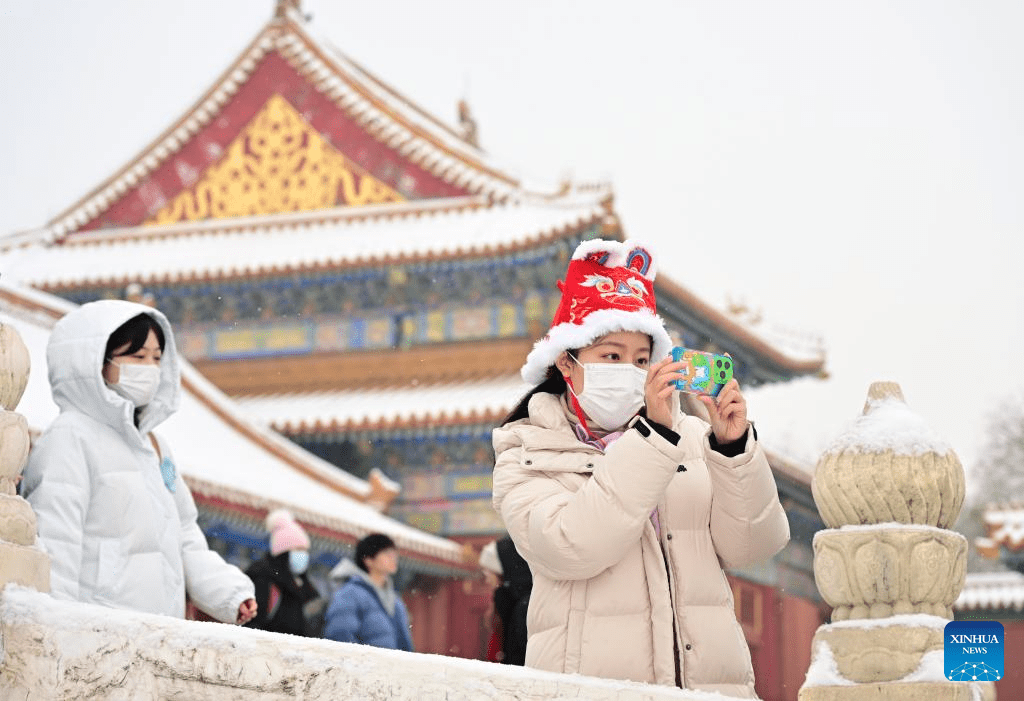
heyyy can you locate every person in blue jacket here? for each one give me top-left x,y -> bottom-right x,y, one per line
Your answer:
323,533 -> 414,651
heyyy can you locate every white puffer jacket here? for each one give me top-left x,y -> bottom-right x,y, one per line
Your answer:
492,392 -> 789,697
22,300 -> 254,623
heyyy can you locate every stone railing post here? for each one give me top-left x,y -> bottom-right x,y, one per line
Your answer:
799,382 -> 978,700
0,323 -> 50,592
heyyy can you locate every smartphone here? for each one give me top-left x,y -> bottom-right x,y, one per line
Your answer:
671,347 -> 734,397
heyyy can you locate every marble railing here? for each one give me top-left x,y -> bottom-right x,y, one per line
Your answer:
1,585 -> 718,701
799,382 -> 988,701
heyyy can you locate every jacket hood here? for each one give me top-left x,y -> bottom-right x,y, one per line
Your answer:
329,557 -> 399,616
328,558 -> 366,585
46,300 -> 181,442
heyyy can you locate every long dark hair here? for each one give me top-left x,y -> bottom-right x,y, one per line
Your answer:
502,333 -> 655,426
501,350 -> 577,425
105,313 -> 165,361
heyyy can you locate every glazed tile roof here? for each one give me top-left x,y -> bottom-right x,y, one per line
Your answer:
0,282 -> 474,575
42,8 -> 530,242
2,193 -> 607,289
0,1 -> 827,383
234,377 -> 819,487
955,571 -> 1024,612
236,376 -> 531,434
982,504 -> 1024,551
0,3 -> 825,392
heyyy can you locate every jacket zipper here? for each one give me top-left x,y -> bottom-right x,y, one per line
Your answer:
656,507 -> 683,688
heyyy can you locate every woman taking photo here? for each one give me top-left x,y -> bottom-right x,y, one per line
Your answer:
22,300 -> 256,625
491,239 -> 789,698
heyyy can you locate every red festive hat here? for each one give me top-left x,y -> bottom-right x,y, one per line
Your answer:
521,239 -> 672,385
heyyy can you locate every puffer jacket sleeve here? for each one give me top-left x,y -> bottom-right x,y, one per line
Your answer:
493,423 -> 680,581
21,426 -> 90,601
165,442 -> 254,623
395,599 -> 415,652
702,427 -> 790,569
323,582 -> 363,643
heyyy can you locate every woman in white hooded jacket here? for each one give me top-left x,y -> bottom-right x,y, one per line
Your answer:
491,239 -> 789,698
22,300 -> 257,624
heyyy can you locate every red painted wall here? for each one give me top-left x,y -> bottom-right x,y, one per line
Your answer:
403,534 -> 494,660
779,594 -> 828,700
443,535 -> 497,660
729,577 -> 829,701
404,575 -> 451,655
994,620 -> 1024,700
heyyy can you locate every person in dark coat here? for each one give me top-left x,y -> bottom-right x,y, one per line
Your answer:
323,533 -> 414,651
245,509 -> 320,637
490,535 -> 532,666
478,540 -> 504,662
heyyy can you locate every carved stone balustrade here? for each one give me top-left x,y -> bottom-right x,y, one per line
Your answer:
799,382 -> 980,701
0,322 -> 49,592
814,525 -> 966,621
812,382 -> 964,530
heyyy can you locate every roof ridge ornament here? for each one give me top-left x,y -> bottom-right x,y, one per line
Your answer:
457,99 -> 479,148
275,0 -> 301,19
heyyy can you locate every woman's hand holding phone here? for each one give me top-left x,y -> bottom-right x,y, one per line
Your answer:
702,379 -> 749,445
651,347 -> 749,445
644,355 -> 689,428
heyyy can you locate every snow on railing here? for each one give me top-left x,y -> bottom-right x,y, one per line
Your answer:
0,585 -> 732,701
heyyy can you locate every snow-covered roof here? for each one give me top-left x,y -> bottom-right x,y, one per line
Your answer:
655,276 -> 826,379
279,14 -> 526,196
955,571 -> 1024,612
0,282 -> 474,574
721,305 -> 826,366
236,376 -> 531,434
234,380 -> 814,489
982,503 -> 1024,551
292,18 -> 537,190
2,193 -> 606,288
42,10 -> 538,242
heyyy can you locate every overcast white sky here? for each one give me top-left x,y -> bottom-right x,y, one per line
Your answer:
2,1 -> 1022,482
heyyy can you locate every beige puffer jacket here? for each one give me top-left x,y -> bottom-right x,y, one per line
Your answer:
492,392 -> 789,697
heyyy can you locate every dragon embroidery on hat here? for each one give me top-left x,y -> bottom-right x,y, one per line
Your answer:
520,239 -> 672,385
567,242 -> 655,320
579,274 -> 648,303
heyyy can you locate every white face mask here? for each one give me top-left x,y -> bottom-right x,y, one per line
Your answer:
569,359 -> 648,431
289,550 -> 310,575
108,362 -> 161,407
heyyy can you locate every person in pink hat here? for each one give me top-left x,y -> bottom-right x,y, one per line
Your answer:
244,509 -> 321,637
491,239 -> 789,697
